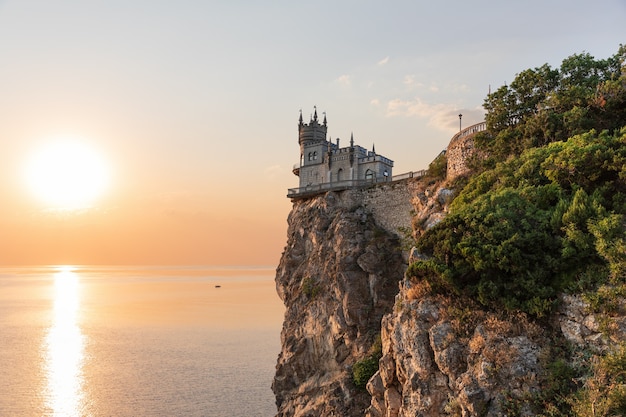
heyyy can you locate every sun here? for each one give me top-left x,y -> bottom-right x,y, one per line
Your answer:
24,137 -> 111,210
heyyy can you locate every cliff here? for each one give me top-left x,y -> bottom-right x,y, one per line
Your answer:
272,177 -> 457,416
274,172 -> 626,417
272,190 -> 407,416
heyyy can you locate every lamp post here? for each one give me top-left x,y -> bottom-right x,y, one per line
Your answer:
459,113 -> 462,132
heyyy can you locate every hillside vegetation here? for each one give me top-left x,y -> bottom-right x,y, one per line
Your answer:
412,45 -> 626,316
407,45 -> 626,415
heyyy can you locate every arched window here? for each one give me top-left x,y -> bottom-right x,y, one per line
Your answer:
308,152 -> 313,161
313,151 -> 318,160
337,168 -> 343,181
365,169 -> 374,180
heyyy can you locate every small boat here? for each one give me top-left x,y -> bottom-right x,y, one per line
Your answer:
215,285 -> 221,288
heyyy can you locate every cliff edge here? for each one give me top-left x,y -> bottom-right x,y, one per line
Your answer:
272,190 -> 406,416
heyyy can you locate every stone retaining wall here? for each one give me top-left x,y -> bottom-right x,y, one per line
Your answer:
328,179 -> 418,239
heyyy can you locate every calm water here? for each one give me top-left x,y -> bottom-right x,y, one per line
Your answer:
0,266 -> 284,417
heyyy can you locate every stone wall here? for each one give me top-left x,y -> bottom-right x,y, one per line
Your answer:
446,122 -> 486,180
323,179 -> 419,240
361,179 -> 416,238
446,133 -> 475,180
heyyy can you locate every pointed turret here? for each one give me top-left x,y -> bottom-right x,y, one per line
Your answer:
349,132 -> 355,166
298,107 -> 328,155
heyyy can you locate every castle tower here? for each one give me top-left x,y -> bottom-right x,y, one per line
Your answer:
296,107 -> 329,188
298,107 -> 327,162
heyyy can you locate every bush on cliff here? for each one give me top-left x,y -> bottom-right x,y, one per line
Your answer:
409,45 -> 626,317
412,127 -> 626,316
352,336 -> 383,389
571,343 -> 626,416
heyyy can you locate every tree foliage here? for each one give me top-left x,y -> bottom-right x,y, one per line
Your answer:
408,45 -> 626,316
413,128 -> 626,316
477,45 -> 626,162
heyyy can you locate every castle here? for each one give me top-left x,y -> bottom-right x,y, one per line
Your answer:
288,108 -> 394,198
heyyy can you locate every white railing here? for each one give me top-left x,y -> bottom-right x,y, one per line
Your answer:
287,170 -> 426,198
449,121 -> 487,144
391,170 -> 426,181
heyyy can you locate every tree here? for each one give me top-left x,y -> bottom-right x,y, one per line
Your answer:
478,45 -> 626,163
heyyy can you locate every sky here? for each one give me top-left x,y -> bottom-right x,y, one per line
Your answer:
0,0 -> 624,266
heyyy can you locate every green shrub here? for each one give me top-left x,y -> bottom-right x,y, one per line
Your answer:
301,277 -> 321,299
571,344 -> 626,417
415,128 -> 626,316
427,152 -> 447,179
352,357 -> 378,389
352,336 -> 383,389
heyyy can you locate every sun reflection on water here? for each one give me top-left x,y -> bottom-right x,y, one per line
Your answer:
44,266 -> 85,416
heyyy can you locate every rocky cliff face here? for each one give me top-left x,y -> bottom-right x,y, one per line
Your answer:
366,275 -> 626,417
367,280 -> 548,416
274,173 -> 626,416
366,178 -> 626,416
273,190 -> 406,416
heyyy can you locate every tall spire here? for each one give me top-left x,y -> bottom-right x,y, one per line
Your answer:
323,112 -> 327,126
313,105 -> 318,122
299,109 -> 303,125
350,132 -> 354,148
372,143 -> 376,154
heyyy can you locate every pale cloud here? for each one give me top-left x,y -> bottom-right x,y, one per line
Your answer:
386,98 -> 449,118
386,99 -> 485,131
385,98 -> 459,131
378,56 -> 389,66
403,75 -> 425,91
336,74 -> 351,87
403,75 -> 416,86
458,107 -> 486,127
370,98 -> 380,106
264,164 -> 282,179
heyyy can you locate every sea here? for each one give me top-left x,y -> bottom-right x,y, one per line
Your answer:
0,265 -> 284,417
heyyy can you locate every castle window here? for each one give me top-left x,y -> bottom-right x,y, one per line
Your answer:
313,151 -> 318,160
308,152 -> 313,161
365,169 -> 374,180
337,168 -> 343,181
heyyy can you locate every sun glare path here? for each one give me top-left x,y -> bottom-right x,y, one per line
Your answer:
44,267 -> 85,416
25,138 -> 111,211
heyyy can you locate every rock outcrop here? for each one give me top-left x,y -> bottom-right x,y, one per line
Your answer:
273,190 -> 406,416
367,283 -> 548,416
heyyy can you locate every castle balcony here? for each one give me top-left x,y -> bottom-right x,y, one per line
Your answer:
287,170 -> 426,199
292,164 -> 300,176
288,179 -> 373,199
